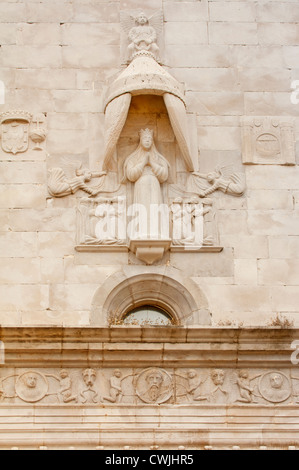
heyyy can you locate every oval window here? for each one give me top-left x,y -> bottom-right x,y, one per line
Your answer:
123,305 -> 173,326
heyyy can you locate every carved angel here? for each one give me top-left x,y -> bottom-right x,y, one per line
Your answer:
191,165 -> 246,198
121,10 -> 163,62
47,160 -> 107,198
230,370 -> 262,403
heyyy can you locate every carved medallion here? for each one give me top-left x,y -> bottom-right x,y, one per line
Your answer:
15,371 -> 49,403
0,111 -> 32,154
136,367 -> 173,404
258,371 -> 291,403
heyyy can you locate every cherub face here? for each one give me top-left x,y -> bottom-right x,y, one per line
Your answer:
270,374 -> 283,389
25,375 -> 37,389
136,12 -> 148,25
211,369 -> 225,386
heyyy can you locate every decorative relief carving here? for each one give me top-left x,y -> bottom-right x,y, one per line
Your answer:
120,10 -> 163,63
241,117 -> 295,165
0,368 -> 298,406
135,368 -> 173,404
191,165 -> 246,198
0,110 -> 47,154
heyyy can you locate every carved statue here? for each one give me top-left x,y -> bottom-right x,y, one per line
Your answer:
123,128 -> 169,239
58,370 -> 77,404
192,165 -> 245,198
48,166 -> 106,198
232,370 -> 261,404
85,197 -> 126,245
121,10 -> 163,62
103,369 -> 123,403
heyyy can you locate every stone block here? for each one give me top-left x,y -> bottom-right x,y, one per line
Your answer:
245,166 -> 299,190
209,2 -> 257,22
0,3 -> 26,22
238,67 -> 292,92
0,232 -> 38,258
52,90 -> 103,113
234,259 -> 257,285
26,2 -> 73,22
0,185 -> 46,210
164,45 -> 231,68
38,232 -> 75,258
247,210 -> 299,236
21,310 -> 90,327
8,209 -> 76,233
220,235 -> 268,259
0,211 -> 10,232
269,236 -> 299,259
62,45 -> 119,69
171,68 -> 239,92
47,129 -> 89,154
247,190 -> 293,210
244,92 -> 299,117
72,3 -> 119,23
230,45 -> 285,68
258,23 -> 299,46
64,257 -> 118,284
164,2 -> 208,21
202,284 -> 271,313
61,23 -> 120,46
0,24 -> 17,45
186,92 -> 244,115
164,22 -> 208,45
0,258 -> 41,284
74,251 -> 129,266
120,0 -> 162,9
258,259 -> 299,286
197,126 -> 241,151
170,248 -> 234,277
257,3 -> 299,22
270,287 -> 299,312
0,162 -> 46,184
283,46 -> 299,68
15,69 -> 77,91
217,211 -> 250,236
49,284 -> 98,311
46,113 -> 89,130
209,23 -> 258,45
0,285 -> 47,311
41,258 -> 64,284
17,23 -> 61,46
1,46 -> 62,68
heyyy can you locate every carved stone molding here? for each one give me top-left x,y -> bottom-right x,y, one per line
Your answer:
241,116 -> 295,165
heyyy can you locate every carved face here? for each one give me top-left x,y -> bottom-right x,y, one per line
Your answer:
211,369 -> 225,386
83,369 -> 96,387
136,12 -> 148,25
207,172 -> 216,183
140,131 -> 153,150
270,373 -> 283,389
188,370 -> 197,379
114,369 -> 121,378
239,370 -> 248,379
59,369 -> 68,379
146,371 -> 163,388
25,374 -> 37,389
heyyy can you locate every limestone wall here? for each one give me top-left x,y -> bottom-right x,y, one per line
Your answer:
0,0 -> 298,327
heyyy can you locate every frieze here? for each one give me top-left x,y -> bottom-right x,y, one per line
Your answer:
1,367 -> 298,406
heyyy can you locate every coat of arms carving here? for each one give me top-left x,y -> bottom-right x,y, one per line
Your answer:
0,110 -> 32,155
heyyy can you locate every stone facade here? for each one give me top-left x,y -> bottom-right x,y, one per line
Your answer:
0,0 -> 299,450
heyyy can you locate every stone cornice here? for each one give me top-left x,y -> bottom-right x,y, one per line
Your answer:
0,327 -> 297,369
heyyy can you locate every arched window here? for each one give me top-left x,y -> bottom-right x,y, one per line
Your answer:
123,305 -> 173,326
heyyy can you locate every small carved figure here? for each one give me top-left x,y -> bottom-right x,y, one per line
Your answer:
59,370 -> 77,404
121,10 -> 163,62
103,369 -> 123,403
259,372 -> 291,403
233,370 -> 261,403
85,197 -> 126,245
48,166 -> 106,198
30,113 -> 47,151
170,198 -> 194,244
192,166 -> 245,198
80,368 -> 98,404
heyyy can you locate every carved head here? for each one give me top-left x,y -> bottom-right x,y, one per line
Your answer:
270,373 -> 283,389
24,374 -> 37,389
238,370 -> 249,379
211,369 -> 225,386
207,172 -> 217,183
135,12 -> 149,25
114,369 -> 122,378
83,368 -> 96,387
187,369 -> 197,379
59,369 -> 69,379
139,128 -> 154,150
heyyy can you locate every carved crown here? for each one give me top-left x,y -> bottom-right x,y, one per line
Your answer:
139,128 -> 154,138
0,110 -> 32,124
